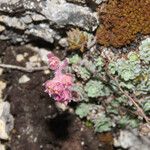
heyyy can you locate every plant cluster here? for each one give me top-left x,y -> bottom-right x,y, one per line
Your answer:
45,38 -> 150,132
67,28 -> 93,52
44,52 -> 74,105
96,0 -> 150,47
69,38 -> 150,132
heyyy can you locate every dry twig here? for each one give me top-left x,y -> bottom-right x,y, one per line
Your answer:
0,63 -> 49,73
101,53 -> 150,124
105,69 -> 150,124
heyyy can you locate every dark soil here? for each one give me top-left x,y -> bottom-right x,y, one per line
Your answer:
0,41 -> 114,150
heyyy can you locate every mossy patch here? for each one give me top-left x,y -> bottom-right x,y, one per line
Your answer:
96,0 -> 150,47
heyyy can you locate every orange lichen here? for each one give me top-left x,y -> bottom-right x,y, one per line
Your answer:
96,0 -> 150,47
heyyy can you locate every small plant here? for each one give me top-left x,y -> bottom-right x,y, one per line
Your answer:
44,38 -> 150,132
75,103 -> 92,118
67,28 -> 93,52
44,53 -> 75,105
67,28 -> 88,52
85,80 -> 110,97
139,38 -> 150,64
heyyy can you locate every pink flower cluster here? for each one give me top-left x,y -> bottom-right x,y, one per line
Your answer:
47,53 -> 61,70
44,52 -> 73,105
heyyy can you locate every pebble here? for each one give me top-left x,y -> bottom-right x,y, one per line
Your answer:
0,144 -> 5,150
44,69 -> 50,75
40,145 -> 43,149
0,25 -> 5,32
0,102 -> 14,135
19,75 -> 30,84
33,137 -> 37,143
0,102 -> 5,117
23,52 -> 29,57
81,141 -> 85,146
80,127 -> 84,131
68,108 -> 74,113
0,119 -> 8,140
0,68 -> 3,76
94,0 -> 107,4
29,55 -> 40,63
48,105 -> 52,109
92,109 -> 96,114
0,81 -> 6,102
0,81 -> 6,91
38,49 -> 49,64
16,54 -> 24,62
17,135 -> 21,139
58,38 -> 68,47
55,102 -> 68,111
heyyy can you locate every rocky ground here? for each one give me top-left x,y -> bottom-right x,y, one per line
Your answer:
0,41 -> 149,150
0,0 -> 100,44
0,0 -> 150,150
0,42 -> 114,150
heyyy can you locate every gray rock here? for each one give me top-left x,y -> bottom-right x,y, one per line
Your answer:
0,15 -> 26,30
25,45 -> 50,64
58,38 -> 68,47
0,30 -> 28,43
114,130 -> 150,150
19,75 -> 30,84
0,0 -> 98,44
42,1 -> 98,31
31,14 -> 46,21
94,0 -> 107,5
0,0 -> 42,13
0,102 -> 14,140
0,25 -> 5,32
0,144 -> 5,150
21,15 -> 32,24
25,23 -> 59,43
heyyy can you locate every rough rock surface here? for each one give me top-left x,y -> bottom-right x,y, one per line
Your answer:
0,0 -> 98,44
114,130 -> 150,150
0,102 -> 14,140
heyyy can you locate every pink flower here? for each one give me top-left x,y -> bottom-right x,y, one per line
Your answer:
45,52 -> 74,105
44,73 -> 73,104
47,53 -> 61,70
